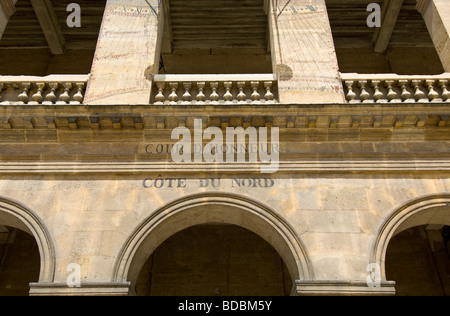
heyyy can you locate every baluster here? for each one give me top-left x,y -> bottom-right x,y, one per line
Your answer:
0,83 -> 8,105
385,80 -> 398,102
224,82 -> 233,103
168,82 -> 179,104
57,83 -> 72,104
358,80 -> 371,102
45,83 -> 58,104
425,80 -> 439,101
155,82 -> 166,104
31,83 -> 45,104
182,82 -> 192,103
196,82 -> 206,103
0,83 -> 4,103
210,82 -> 219,104
18,83 -> 31,104
237,82 -> 246,103
439,80 -> 450,101
371,80 -> 384,102
412,80 -> 426,102
398,80 -> 412,102
73,83 -> 85,104
344,81 -> 356,102
250,81 -> 261,103
264,81 -> 274,102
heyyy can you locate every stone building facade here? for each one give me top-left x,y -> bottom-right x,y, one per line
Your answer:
0,0 -> 449,296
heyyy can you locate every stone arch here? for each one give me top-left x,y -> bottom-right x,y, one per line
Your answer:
113,193 -> 312,288
0,196 -> 55,283
370,193 -> 450,280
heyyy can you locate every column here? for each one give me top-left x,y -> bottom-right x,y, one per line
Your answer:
267,0 -> 345,104
84,0 -> 164,105
0,0 -> 17,39
417,0 -> 450,71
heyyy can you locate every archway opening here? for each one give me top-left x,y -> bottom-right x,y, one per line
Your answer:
385,225 -> 450,296
0,197 -> 55,292
135,224 -> 293,296
114,194 -> 311,295
375,198 -> 450,296
0,226 -> 40,296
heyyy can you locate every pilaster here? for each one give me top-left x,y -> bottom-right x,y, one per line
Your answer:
84,0 -> 164,105
267,0 -> 345,104
417,0 -> 450,71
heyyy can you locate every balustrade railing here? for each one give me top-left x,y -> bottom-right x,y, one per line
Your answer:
151,74 -> 278,105
3,73 -> 448,106
0,75 -> 89,105
341,73 -> 450,103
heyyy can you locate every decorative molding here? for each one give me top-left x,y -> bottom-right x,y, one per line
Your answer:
0,111 -> 448,131
0,160 -> 449,175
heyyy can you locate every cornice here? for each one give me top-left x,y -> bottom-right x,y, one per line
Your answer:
0,103 -> 448,131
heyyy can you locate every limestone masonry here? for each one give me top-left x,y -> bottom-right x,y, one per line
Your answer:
0,0 -> 449,296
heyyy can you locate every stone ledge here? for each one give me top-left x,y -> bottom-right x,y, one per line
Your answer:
1,114 -> 448,130
1,160 -> 450,175
0,104 -> 448,130
293,280 -> 396,296
29,282 -> 134,296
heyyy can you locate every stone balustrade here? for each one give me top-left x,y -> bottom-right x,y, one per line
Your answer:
152,74 -> 278,105
3,73 -> 450,106
0,75 -> 89,105
341,73 -> 450,103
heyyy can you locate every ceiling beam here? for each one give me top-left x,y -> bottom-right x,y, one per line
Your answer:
0,0 -> 17,40
161,0 -> 173,54
373,0 -> 404,53
30,0 -> 65,54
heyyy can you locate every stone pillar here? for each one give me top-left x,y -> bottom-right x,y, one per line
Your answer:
84,0 -> 164,105
0,0 -> 17,40
267,0 -> 345,104
417,0 -> 450,71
